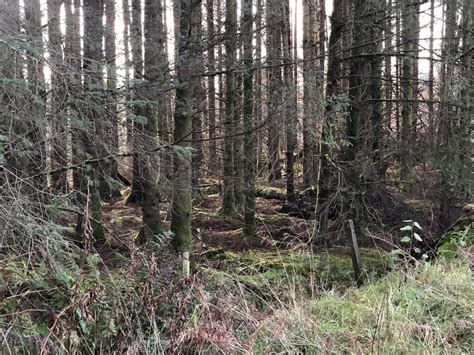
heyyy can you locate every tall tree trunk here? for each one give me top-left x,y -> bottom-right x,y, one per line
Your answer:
242,0 -> 256,236
24,0 -> 47,189
222,0 -> 237,215
191,2 -> 204,188
48,0 -> 68,191
438,0 -> 460,225
266,0 -> 283,182
123,0 -> 132,144
233,45 -> 244,209
254,0 -> 264,175
283,0 -> 296,204
104,0 -> 122,199
384,0 -> 393,165
77,0 -> 106,246
207,0 -> 218,173
67,0 -> 82,191
1,0 -> 25,181
345,0 -> 384,188
428,0 -> 435,145
458,0 -> 473,201
126,0 -> 144,204
317,0 -> 344,233
302,0 -> 318,188
138,0 -> 167,242
171,0 -> 203,251
400,0 -> 418,182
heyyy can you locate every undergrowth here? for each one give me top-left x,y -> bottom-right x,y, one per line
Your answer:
1,188 -> 472,353
1,245 -> 472,353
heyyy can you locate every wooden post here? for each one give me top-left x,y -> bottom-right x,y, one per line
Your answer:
182,251 -> 190,277
346,219 -> 363,287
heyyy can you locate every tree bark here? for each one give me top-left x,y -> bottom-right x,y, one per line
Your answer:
24,0 -> 47,189
266,0 -> 283,182
171,0 -> 203,251
48,0 -> 68,191
138,0 -> 168,242
283,0 -> 296,204
400,0 -> 418,182
126,0 -> 144,204
207,0 -> 217,173
222,0 -> 237,215
242,0 -> 256,236
77,0 -> 106,246
104,0 -> 122,199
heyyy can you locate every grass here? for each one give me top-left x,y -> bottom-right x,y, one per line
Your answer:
204,258 -> 473,353
1,243 -> 472,353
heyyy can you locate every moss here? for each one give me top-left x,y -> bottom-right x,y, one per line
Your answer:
203,248 -> 390,299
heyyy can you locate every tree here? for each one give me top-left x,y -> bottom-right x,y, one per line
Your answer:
66,0 -> 82,191
24,0 -> 47,189
207,0 -> 217,170
428,0 -> 435,144
191,1 -> 205,188
438,0 -> 461,225
126,0 -> 144,204
222,0 -> 237,215
171,0 -> 203,251
317,0 -> 344,232
242,0 -> 256,236
302,0 -> 318,189
254,0 -> 264,174
76,0 -> 106,245
282,0 -> 296,204
266,0 -> 283,182
138,0 -> 167,242
104,0 -> 122,199
48,0 -> 68,191
400,0 -> 419,182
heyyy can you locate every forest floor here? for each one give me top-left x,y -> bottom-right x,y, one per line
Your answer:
1,175 -> 473,353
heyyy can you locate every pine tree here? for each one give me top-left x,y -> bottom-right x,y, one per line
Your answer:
400,0 -> 419,182
138,0 -> 167,242
48,0 -> 68,191
282,0 -> 296,204
242,0 -> 256,236
77,0 -> 106,245
171,0 -> 203,251
222,0 -> 237,215
126,0 -> 144,204
266,0 -> 283,182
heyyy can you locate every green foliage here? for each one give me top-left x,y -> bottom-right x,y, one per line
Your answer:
249,260 -> 474,353
438,222 -> 473,260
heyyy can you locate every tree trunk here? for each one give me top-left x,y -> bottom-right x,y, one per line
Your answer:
171,0 -> 203,251
191,2 -> 204,188
428,0 -> 435,145
105,0 -> 122,199
77,0 -> 106,246
122,0 -> 132,144
438,0 -> 460,225
126,0 -> 144,204
24,0 -> 47,189
48,0 -> 68,191
283,0 -> 296,204
254,0 -> 264,175
400,0 -> 418,182
67,0 -> 82,191
266,0 -> 283,182
138,0 -> 168,242
317,0 -> 344,232
242,0 -> 256,236
206,0 -> 217,172
222,0 -> 237,215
